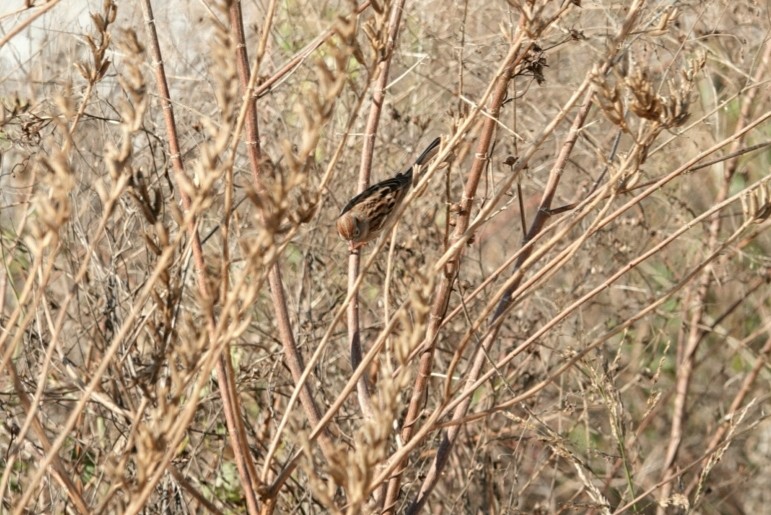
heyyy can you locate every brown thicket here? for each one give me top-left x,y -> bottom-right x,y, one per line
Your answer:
1,1 -> 770,513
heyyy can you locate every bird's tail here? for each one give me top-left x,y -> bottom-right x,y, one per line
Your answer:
414,137 -> 442,167
403,137 -> 442,181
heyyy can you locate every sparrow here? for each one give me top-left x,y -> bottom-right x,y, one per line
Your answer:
337,137 -> 441,251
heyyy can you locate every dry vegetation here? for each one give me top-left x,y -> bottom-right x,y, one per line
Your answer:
1,0 -> 770,513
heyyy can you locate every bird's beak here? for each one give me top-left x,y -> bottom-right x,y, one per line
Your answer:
349,240 -> 365,253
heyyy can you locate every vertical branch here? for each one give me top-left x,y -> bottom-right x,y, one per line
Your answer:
407,92 -> 593,515
381,37 -> 526,514
403,1 -> 645,511
348,0 -> 409,420
658,36 -> 771,510
227,0 -> 337,469
139,1 -> 260,513
383,16 -> 530,514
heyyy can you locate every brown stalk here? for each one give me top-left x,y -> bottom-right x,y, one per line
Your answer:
687,274 -> 771,503
383,0 -> 592,508
125,274 -> 262,513
256,93 -> 373,489
254,1 -> 372,98
12,185 -> 178,512
225,3 -> 358,510
264,295 -> 413,498
137,1 -> 260,513
4,130 -> 138,513
424,112 -> 771,439
408,85 -> 594,515
435,99 -> 654,403
658,36 -> 771,510
340,2 -> 411,507
367,178 -> 766,500
348,0 -> 409,421
400,2 -> 645,510
0,0 -> 63,49
381,35 -> 528,514
227,0 -> 338,468
383,62 -> 606,384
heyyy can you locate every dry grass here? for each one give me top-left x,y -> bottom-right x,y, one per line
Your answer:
1,0 -> 770,513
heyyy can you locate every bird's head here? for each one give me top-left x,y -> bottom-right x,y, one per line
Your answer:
337,213 -> 368,244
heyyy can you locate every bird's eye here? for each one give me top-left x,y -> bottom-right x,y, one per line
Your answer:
352,223 -> 360,238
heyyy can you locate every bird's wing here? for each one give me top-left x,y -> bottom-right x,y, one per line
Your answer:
339,174 -> 410,216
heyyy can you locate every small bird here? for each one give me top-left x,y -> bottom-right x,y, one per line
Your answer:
337,137 -> 441,251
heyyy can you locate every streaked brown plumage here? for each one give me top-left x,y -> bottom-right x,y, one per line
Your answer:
337,137 -> 441,250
